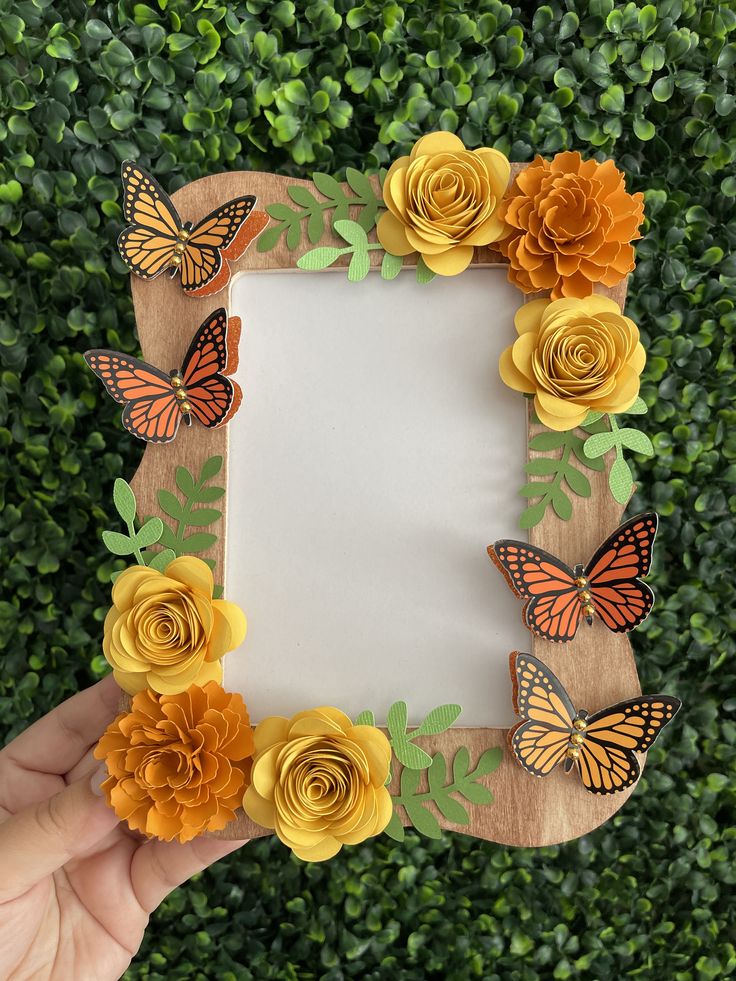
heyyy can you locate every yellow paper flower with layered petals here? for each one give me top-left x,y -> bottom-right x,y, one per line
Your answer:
376,132 -> 511,276
243,706 -> 393,861
103,556 -> 247,695
499,296 -> 645,431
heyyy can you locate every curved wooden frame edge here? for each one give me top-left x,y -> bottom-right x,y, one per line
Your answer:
127,167 -> 642,848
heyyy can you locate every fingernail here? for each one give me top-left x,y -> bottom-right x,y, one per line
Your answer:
90,764 -> 108,797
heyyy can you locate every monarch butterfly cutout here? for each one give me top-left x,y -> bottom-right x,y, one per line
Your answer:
509,652 -> 681,794
84,308 -> 242,443
488,512 -> 658,643
117,161 -> 269,297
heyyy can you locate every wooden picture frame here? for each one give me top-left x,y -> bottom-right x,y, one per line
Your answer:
128,165 -> 640,848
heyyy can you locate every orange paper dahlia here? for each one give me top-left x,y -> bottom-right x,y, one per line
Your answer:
498,151 -> 644,299
94,682 -> 254,843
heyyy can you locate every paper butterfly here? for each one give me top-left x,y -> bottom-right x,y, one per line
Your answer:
84,308 -> 242,443
488,512 -> 658,643
117,161 -> 268,297
510,652 -> 681,794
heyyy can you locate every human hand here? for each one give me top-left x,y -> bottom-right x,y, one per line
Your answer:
0,674 -> 248,980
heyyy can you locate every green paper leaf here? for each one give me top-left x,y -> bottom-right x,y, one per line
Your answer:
255,224 -> 284,253
528,432 -> 567,451
145,548 -> 177,572
563,465 -> 592,497
413,704 -> 462,737
334,219 -> 367,249
380,251 -> 403,280
458,780 -> 494,805
399,766 -> 421,797
519,499 -> 548,529
200,456 -> 223,481
158,489 -> 186,521
101,530 -> 136,556
113,478 -> 137,525
552,489 -> 572,520
471,747 -> 503,778
307,208 -> 324,244
584,432 -> 618,458
133,517 -> 164,549
415,256 -> 436,283
609,455 -> 634,504
181,532 -> 218,552
618,428 -> 655,456
311,172 -> 343,200
195,485 -> 225,503
452,746 -> 470,783
175,467 -> 196,497
403,799 -> 442,839
347,249 -> 370,282
345,167 -> 376,200
525,458 -> 562,476
392,738 -> 433,770
383,810 -> 405,842
297,246 -> 344,271
354,710 -> 375,726
386,700 -> 408,742
623,396 -> 648,415
288,185 -> 319,208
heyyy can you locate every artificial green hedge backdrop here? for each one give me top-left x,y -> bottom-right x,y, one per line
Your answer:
1,0 -> 734,977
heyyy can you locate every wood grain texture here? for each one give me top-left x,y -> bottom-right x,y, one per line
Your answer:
128,166 -> 641,847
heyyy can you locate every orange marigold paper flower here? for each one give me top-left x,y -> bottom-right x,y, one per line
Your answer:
94,682 -> 254,843
376,131 -> 511,276
242,707 -> 393,861
498,151 -> 645,299
103,556 -> 246,696
499,296 -> 645,430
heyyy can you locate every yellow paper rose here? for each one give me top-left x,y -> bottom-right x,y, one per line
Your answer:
103,556 -> 247,695
243,707 -> 393,861
499,296 -> 645,430
376,132 -> 511,276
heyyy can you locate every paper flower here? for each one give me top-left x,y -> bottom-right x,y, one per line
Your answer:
243,707 -> 393,861
94,682 -> 254,843
499,296 -> 645,430
498,151 -> 645,299
376,132 -> 511,276
103,556 -> 246,695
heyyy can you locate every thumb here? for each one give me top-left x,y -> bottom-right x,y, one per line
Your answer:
0,765 -> 120,902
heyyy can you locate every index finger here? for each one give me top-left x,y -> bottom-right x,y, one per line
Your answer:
1,674 -> 122,777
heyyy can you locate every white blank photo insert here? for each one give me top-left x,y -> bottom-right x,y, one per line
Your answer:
225,267 -> 527,725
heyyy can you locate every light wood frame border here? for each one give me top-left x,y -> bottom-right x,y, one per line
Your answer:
129,165 -> 640,847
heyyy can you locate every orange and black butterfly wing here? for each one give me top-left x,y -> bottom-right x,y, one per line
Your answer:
84,350 -> 181,444
585,512 -> 658,633
117,161 -> 181,281
509,653 -> 576,777
489,542 -> 582,642
180,309 -> 243,428
577,695 -> 681,795
181,197 -> 267,297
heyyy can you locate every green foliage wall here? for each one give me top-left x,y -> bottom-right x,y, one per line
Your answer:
1,0 -> 734,977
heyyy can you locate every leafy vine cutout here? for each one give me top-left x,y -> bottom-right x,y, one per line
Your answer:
385,748 -> 502,842
102,478 -> 166,572
520,398 -> 653,526
583,397 -> 654,504
256,168 -> 385,253
156,455 -> 224,569
355,701 -> 500,839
